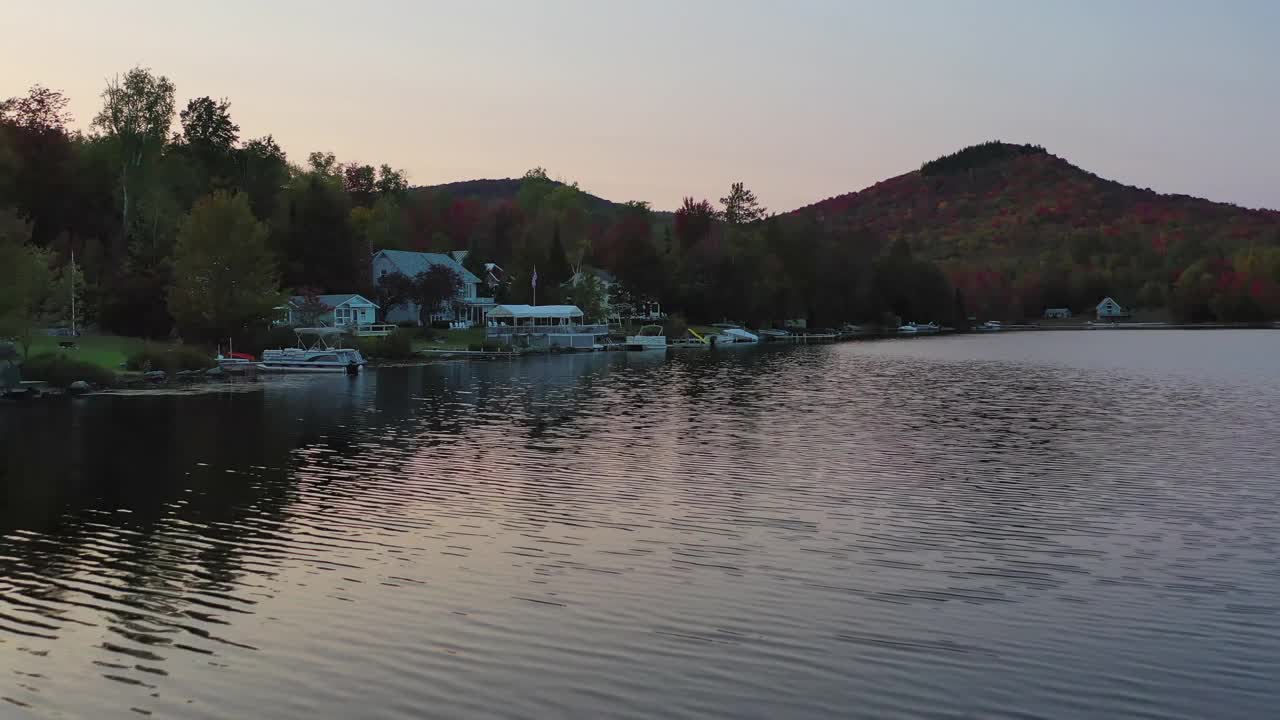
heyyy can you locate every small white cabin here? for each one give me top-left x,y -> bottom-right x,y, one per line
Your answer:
1096,297 -> 1128,320
1043,308 -> 1073,319
279,294 -> 379,328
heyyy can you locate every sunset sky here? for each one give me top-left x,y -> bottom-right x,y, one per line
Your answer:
4,0 -> 1278,211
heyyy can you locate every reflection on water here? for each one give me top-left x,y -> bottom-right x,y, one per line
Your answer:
2,332 -> 1279,719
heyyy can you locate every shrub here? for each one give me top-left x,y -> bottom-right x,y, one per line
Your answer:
23,353 -> 117,388
664,312 -> 689,339
356,330 -> 415,360
125,345 -> 215,374
430,320 -> 452,330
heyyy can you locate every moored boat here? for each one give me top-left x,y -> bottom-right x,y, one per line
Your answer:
259,328 -> 366,373
625,324 -> 667,351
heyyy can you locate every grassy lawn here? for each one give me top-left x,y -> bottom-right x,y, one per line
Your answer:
25,333 -> 152,370
412,328 -> 487,352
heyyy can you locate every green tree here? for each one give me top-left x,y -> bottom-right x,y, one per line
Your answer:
273,171 -> 361,292
374,271 -> 416,321
0,211 -> 51,357
375,165 -> 408,197
180,96 -> 239,152
169,192 -> 282,339
239,135 -> 290,220
92,67 -> 176,240
568,271 -> 607,322
352,195 -> 409,252
342,162 -> 377,206
719,182 -> 766,225
413,265 -> 463,324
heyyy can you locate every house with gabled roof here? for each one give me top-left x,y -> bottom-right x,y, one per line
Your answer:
1096,296 -> 1129,320
371,250 -> 494,326
278,293 -> 379,328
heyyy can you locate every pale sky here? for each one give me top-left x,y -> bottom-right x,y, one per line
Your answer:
4,0 -> 1278,211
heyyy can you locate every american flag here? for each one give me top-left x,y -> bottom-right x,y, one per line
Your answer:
531,266 -> 537,289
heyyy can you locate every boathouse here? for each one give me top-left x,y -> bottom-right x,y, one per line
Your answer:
485,305 -> 608,350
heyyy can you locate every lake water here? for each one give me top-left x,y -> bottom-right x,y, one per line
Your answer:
2,331 -> 1279,719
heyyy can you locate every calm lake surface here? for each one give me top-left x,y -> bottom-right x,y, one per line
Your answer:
3,331 -> 1279,719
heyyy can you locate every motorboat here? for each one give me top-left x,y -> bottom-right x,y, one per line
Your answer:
625,324 -> 667,351
758,329 -> 791,342
259,328 -> 366,373
718,327 -> 760,344
216,352 -> 257,373
899,322 -> 939,334
977,320 -> 1003,332
215,339 -> 257,372
701,327 -> 760,346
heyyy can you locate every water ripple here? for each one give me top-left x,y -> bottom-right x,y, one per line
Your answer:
1,331 -> 1278,718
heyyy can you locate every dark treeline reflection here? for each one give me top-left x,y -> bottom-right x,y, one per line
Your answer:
5,336 -> 1275,720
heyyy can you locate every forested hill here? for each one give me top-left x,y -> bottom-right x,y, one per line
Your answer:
784,141 -> 1280,320
415,179 -> 620,213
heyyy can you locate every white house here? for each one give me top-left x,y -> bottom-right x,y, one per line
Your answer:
1096,297 -> 1128,320
279,294 -> 379,328
1043,307 -> 1073,319
372,250 -> 493,326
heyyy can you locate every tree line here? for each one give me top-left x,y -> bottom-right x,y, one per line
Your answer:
21,71 -> 1270,353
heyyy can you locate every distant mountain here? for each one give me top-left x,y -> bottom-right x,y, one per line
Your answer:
787,141 -> 1280,266
412,178 -> 622,213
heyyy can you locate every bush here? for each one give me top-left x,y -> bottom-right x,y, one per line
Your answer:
430,320 -> 452,330
23,353 -> 117,388
664,312 -> 689,339
125,345 -> 215,374
356,330 -> 415,360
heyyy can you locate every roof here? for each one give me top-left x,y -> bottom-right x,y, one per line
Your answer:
289,294 -> 379,308
375,250 -> 481,284
1096,296 -> 1123,309
486,304 -> 584,319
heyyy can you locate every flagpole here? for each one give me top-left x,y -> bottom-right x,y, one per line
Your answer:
70,251 -> 77,336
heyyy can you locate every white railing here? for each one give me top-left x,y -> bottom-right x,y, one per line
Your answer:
486,324 -> 609,339
355,324 -> 398,337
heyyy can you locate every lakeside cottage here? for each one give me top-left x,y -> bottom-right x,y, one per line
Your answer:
1043,307 -> 1073,319
278,294 -> 379,328
1096,297 -> 1128,320
372,250 -> 494,326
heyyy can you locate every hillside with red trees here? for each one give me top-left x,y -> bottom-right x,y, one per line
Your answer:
786,142 -> 1280,321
